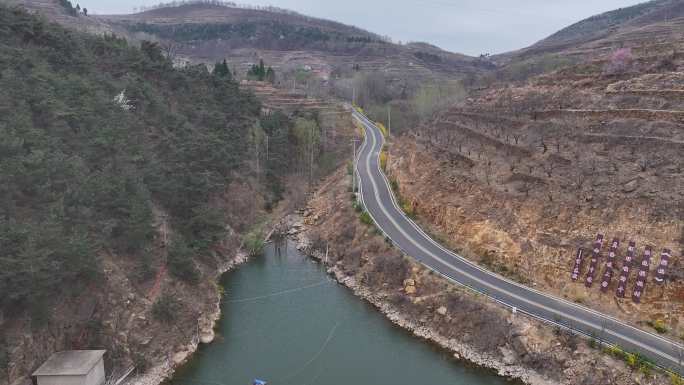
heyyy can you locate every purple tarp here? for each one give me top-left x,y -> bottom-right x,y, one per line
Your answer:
585,234 -> 604,288
600,238 -> 620,293
654,248 -> 671,284
632,246 -> 653,303
616,241 -> 636,298
571,248 -> 585,281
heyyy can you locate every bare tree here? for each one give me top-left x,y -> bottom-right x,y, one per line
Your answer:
513,133 -> 521,145
522,180 -> 532,197
161,42 -> 178,61
544,161 -> 556,178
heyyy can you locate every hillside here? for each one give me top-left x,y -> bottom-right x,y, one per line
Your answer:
95,1 -> 489,82
0,3 -> 259,381
385,0 -> 684,343
494,0 -> 684,77
0,4 -> 356,384
5,0 -> 117,34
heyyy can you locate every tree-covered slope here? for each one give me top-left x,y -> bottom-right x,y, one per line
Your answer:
0,4 -> 260,312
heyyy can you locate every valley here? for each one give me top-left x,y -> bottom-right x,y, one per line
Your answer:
0,1 -> 682,385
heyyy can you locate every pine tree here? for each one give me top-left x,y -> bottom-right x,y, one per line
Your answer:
213,59 -> 231,80
265,66 -> 275,83
258,59 -> 265,80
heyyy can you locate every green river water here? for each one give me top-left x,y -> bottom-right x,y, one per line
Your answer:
167,241 -> 517,385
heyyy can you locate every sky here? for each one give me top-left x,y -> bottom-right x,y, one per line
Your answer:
83,0 -> 648,55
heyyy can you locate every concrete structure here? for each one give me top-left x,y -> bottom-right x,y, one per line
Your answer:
33,350 -> 106,385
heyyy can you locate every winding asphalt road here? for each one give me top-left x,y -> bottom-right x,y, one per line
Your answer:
351,109 -> 684,374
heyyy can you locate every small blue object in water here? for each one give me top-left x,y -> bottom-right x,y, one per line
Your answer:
253,380 -> 267,385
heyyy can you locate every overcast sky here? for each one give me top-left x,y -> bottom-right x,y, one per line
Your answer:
83,0 -> 648,55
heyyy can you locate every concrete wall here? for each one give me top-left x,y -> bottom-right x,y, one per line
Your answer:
36,357 -> 105,385
36,375 -> 84,385
84,358 -> 105,385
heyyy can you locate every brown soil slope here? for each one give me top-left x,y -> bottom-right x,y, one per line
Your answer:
295,167 -> 672,385
388,30 -> 684,341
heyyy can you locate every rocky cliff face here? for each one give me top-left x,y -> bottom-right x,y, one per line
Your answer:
292,167 -> 672,385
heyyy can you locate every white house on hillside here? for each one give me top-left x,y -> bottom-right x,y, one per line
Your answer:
32,350 -> 106,385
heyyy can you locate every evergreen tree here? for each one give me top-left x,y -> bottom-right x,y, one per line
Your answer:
258,59 -> 265,79
0,5 -> 267,312
265,66 -> 275,83
212,59 -> 231,80
247,59 -> 269,81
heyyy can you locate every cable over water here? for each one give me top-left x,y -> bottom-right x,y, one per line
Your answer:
224,280 -> 330,303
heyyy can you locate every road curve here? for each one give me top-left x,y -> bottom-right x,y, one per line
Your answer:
352,109 -> 684,374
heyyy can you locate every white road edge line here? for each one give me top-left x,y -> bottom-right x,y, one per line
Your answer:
352,111 -> 683,367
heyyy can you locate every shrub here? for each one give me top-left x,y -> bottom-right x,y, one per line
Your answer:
353,201 -> 363,213
359,211 -> 373,225
588,334 -> 598,349
625,352 -> 637,368
244,229 -> 265,257
401,201 -> 415,218
646,319 -> 668,334
376,122 -> 389,137
168,238 -> 200,284
670,373 -> 684,385
152,293 -> 181,323
390,178 -> 399,192
604,345 -> 628,360
132,252 -> 156,283
370,255 -> 409,286
379,151 -> 388,171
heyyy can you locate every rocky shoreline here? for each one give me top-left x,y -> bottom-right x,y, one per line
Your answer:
126,251 -> 250,385
287,216 -> 546,385
282,167 -> 672,385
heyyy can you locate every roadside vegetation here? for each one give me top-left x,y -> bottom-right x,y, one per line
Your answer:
646,319 -> 669,334
344,71 -> 466,135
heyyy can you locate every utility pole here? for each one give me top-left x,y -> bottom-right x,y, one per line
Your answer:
309,123 -> 315,187
387,105 -> 391,174
351,138 -> 359,192
352,86 -> 356,106
265,135 -> 269,163
388,104 -> 391,137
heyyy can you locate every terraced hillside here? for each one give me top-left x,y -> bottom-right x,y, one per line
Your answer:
241,80 -> 347,116
492,0 -> 684,82
388,23 -> 684,340
95,2 -> 490,83
6,0 -> 117,34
